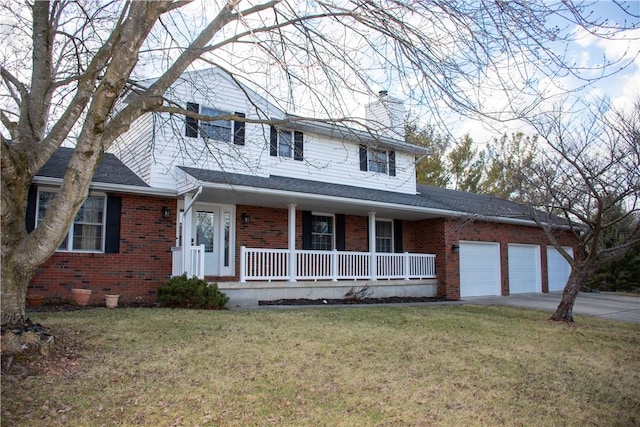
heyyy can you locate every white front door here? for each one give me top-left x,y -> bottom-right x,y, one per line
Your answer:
192,204 -> 235,277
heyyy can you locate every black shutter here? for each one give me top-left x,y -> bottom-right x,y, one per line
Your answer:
185,102 -> 199,137
25,185 -> 37,233
105,195 -> 122,253
294,131 -> 304,161
336,214 -> 346,251
270,126 -> 278,156
302,211 -> 312,250
393,219 -> 403,253
233,112 -> 246,145
359,145 -> 368,171
389,151 -> 396,176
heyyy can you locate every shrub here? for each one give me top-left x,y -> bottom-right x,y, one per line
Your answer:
157,274 -> 229,309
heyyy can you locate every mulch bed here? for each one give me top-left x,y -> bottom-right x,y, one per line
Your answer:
259,296 -> 447,306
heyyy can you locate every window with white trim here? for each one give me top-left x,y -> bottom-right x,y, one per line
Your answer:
375,220 -> 393,253
37,190 -> 106,252
311,214 -> 334,250
200,106 -> 232,142
270,126 -> 304,160
359,145 -> 396,176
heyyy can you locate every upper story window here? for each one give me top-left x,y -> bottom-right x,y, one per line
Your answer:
200,106 -> 232,142
37,190 -> 106,252
311,214 -> 334,250
270,126 -> 304,161
359,145 -> 396,176
185,102 -> 245,145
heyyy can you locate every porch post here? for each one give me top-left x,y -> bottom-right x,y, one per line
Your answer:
288,204 -> 297,282
182,193 -> 193,276
368,212 -> 377,281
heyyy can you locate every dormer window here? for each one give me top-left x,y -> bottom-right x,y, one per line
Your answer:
359,145 -> 396,176
270,126 -> 304,160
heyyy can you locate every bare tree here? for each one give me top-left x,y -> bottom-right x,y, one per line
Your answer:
1,0 -> 638,323
523,98 -> 640,322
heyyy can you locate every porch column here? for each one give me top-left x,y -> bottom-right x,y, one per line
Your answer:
368,211 -> 377,281
288,204 -> 297,282
182,193 -> 193,276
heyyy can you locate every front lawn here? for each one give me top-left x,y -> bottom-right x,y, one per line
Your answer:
2,305 -> 638,426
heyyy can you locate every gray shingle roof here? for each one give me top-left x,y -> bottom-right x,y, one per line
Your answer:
37,147 -> 148,187
180,166 -> 545,222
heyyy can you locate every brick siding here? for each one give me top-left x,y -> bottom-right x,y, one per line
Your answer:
29,194 -> 176,305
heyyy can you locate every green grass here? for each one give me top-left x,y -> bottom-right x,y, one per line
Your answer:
2,305 -> 639,426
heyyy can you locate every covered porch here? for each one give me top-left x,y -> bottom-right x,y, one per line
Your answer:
172,245 -> 436,282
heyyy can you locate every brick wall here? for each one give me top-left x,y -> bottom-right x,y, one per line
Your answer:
412,218 -> 577,300
29,193 -> 176,305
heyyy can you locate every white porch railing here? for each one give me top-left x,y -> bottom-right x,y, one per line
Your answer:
240,247 -> 436,282
171,245 -> 205,279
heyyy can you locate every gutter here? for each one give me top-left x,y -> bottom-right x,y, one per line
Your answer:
33,176 -> 177,198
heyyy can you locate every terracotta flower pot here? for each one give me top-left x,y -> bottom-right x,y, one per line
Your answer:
26,294 -> 44,308
71,288 -> 92,306
105,294 -> 120,309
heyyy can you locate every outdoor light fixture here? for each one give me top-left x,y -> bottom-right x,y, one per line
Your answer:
241,213 -> 251,224
451,244 -> 460,253
162,206 -> 170,219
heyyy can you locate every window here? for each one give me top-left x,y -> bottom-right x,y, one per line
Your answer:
278,129 -> 293,157
201,106 -> 232,142
311,214 -> 334,250
270,126 -> 304,160
375,220 -> 393,253
369,149 -> 388,174
184,103 -> 245,145
37,190 -> 106,252
359,145 -> 396,176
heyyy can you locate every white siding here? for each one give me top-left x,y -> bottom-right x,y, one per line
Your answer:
109,112 -> 154,184
110,68 -> 420,195
269,132 -> 417,194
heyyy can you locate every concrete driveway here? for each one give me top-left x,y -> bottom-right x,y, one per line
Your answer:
464,292 -> 640,323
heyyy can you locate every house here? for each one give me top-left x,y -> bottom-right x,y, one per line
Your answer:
28,68 -> 576,306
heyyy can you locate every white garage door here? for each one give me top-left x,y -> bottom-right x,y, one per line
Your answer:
508,244 -> 541,294
547,247 -> 574,292
459,241 -> 501,297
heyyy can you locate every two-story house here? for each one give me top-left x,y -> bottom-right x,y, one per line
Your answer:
28,68 -> 576,307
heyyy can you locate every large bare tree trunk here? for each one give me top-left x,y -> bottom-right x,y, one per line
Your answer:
550,268 -> 591,323
1,252 -> 36,325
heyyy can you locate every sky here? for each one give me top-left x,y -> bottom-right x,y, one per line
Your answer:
450,1 -> 640,143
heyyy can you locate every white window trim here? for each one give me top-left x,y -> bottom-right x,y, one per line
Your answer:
36,188 -> 107,253
368,148 -> 389,174
200,106 -> 232,143
311,212 -> 335,250
375,218 -> 394,253
278,129 -> 294,158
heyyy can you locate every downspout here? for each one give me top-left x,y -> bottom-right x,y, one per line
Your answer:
182,185 -> 203,277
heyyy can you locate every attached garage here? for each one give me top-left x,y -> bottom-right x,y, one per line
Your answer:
459,241 -> 501,297
507,244 -> 541,294
547,247 -> 574,292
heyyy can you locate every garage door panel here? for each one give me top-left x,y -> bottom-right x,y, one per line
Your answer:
460,242 -> 501,297
547,247 -> 573,292
508,244 -> 541,294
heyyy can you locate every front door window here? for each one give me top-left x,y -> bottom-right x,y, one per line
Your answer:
196,211 -> 215,252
